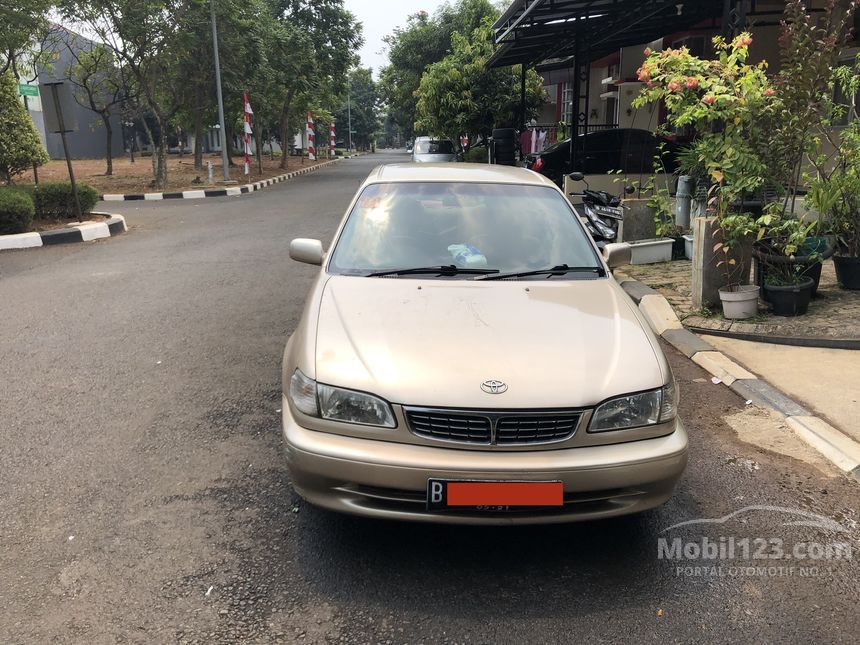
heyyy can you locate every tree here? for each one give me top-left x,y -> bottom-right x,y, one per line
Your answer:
60,0 -> 192,188
0,70 -> 49,183
56,27 -> 126,176
0,0 -> 53,74
333,67 -> 379,150
379,0 -> 496,140
268,0 -> 363,168
414,19 -> 546,146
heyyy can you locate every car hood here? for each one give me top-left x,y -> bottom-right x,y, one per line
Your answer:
314,276 -> 665,409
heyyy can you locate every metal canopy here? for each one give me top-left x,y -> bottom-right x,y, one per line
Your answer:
487,0 -> 729,69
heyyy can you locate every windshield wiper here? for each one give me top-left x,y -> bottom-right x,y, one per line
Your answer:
365,265 -> 499,278
477,264 -> 606,281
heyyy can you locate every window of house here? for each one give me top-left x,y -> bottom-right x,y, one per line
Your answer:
562,82 -> 574,125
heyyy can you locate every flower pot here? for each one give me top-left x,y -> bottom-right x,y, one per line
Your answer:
833,255 -> 860,290
683,234 -> 694,260
763,277 -> 815,316
629,238 -> 674,265
753,240 -> 834,300
718,285 -> 760,320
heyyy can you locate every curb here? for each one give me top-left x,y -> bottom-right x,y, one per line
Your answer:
0,212 -> 127,251
616,271 -> 860,482
99,154 -> 364,202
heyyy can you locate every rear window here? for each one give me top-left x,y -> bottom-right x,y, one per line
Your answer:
415,140 -> 455,155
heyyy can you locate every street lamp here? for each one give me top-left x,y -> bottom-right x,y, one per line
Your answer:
210,0 -> 231,183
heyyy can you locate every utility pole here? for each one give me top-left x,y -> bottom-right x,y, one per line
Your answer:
347,88 -> 353,152
210,0 -> 231,183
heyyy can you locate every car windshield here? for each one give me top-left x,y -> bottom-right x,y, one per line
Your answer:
328,182 -> 602,278
415,140 -> 455,155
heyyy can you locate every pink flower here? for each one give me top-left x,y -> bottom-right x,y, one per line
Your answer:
685,77 -> 700,90
703,95 -> 716,105
646,81 -> 655,88
644,47 -> 653,56
667,80 -> 681,92
637,67 -> 650,81
736,34 -> 753,47
764,88 -> 775,97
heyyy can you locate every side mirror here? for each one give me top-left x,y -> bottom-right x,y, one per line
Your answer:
289,238 -> 324,265
624,185 -> 636,195
602,242 -> 632,269
568,171 -> 585,182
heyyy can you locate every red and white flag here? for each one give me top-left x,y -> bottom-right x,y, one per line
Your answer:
330,122 -> 336,155
243,91 -> 253,175
307,112 -> 316,161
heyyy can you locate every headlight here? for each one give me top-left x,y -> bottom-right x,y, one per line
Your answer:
288,369 -> 396,428
589,380 -> 678,432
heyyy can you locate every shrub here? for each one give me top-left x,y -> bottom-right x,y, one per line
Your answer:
0,187 -> 35,234
32,182 -> 99,219
463,146 -> 488,163
0,71 -> 49,182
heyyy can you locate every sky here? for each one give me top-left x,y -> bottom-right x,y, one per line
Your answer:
345,0 -> 448,75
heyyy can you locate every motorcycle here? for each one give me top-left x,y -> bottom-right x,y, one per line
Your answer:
566,171 -> 632,249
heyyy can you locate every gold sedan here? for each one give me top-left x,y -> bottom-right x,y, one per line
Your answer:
281,163 -> 687,524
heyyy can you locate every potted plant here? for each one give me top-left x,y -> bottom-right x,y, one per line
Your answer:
714,212 -> 760,319
805,56 -> 860,290
753,208 -> 819,315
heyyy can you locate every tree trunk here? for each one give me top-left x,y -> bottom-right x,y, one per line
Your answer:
194,108 -> 204,171
279,91 -> 295,170
225,122 -> 236,166
140,119 -> 157,180
101,113 -> 114,176
253,118 -> 264,175
155,124 -> 168,189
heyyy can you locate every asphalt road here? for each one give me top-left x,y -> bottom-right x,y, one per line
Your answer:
1,151 -> 858,644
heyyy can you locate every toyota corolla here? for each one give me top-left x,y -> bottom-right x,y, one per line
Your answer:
281,163 -> 687,524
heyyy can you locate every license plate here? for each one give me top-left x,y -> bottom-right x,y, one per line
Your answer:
427,479 -> 563,510
594,205 -> 624,219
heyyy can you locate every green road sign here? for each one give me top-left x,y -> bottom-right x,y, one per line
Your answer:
18,84 -> 39,97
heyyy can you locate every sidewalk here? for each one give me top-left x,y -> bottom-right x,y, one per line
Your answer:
704,336 -> 860,444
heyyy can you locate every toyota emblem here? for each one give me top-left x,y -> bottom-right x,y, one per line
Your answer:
481,380 -> 508,394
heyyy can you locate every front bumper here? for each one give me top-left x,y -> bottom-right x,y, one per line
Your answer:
281,397 -> 688,525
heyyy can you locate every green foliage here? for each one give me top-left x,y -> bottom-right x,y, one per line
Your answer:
633,33 -> 779,290
754,204 -> 820,285
0,70 -> 49,183
380,0 -> 498,140
463,146 -> 488,163
414,18 -> 546,143
0,0 -> 53,72
33,181 -> 99,219
333,68 -> 379,150
805,54 -> 860,258
0,186 -> 35,234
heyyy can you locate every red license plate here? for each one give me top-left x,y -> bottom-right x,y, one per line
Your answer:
427,480 -> 563,510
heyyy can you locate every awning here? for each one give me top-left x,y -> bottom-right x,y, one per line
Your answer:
487,0 -> 729,69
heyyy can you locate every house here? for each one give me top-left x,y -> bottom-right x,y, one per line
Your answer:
491,0 -> 858,159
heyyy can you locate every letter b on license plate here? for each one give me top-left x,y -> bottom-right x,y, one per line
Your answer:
426,479 -> 563,510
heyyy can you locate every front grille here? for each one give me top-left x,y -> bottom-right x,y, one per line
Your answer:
496,414 -> 580,444
407,411 -> 492,443
404,407 -> 580,446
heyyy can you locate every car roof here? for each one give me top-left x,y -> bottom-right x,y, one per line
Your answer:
365,163 -> 558,188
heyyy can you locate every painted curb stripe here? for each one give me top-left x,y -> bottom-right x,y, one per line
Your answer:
40,228 -> 84,245
96,156 -> 357,203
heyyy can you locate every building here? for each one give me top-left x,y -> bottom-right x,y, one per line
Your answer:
17,25 -> 126,161
490,1 -> 858,159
